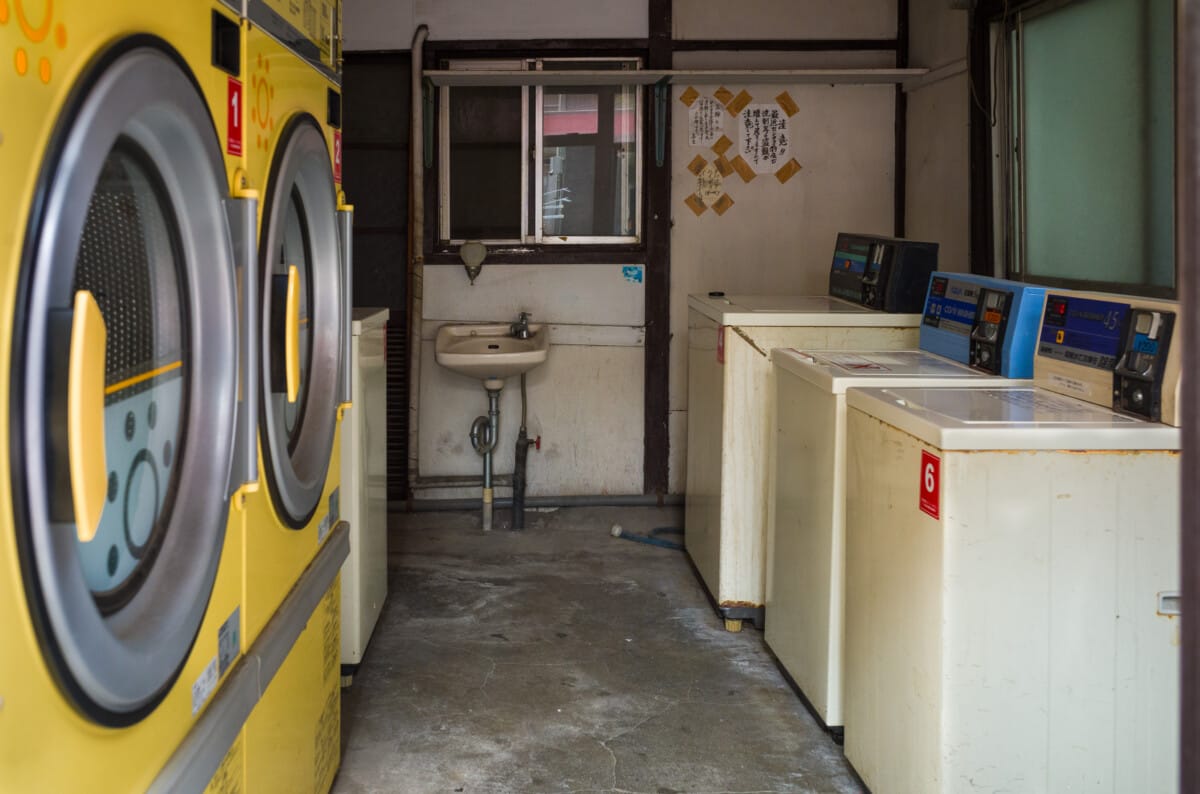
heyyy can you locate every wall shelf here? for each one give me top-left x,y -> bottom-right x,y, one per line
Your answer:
424,68 -> 928,87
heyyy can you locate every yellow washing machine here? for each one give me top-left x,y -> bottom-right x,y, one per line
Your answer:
0,1 -> 259,791
239,3 -> 351,791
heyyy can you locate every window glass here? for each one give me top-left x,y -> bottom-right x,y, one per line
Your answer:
448,86 -> 523,240
541,85 -> 638,237
441,58 -> 640,244
279,188 -> 314,447
72,141 -> 187,610
1014,0 -> 1174,293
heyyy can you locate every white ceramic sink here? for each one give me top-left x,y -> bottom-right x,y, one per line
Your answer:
435,323 -> 549,384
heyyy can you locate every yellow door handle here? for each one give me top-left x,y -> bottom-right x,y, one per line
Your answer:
285,265 -> 300,403
68,290 -> 108,543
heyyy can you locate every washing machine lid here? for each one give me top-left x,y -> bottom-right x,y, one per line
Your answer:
846,386 -> 1181,451
352,307 -> 389,336
688,293 -> 917,326
772,348 -> 1018,393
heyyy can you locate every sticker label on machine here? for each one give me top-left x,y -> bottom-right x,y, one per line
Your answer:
923,276 -> 981,336
191,657 -> 219,715
919,451 -> 940,519
227,77 -> 243,156
333,130 -> 343,184
1038,295 -> 1130,370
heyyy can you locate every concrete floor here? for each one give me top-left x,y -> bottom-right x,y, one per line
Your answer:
333,506 -> 864,794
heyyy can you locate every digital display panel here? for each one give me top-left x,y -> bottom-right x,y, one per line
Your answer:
1038,296 -> 1130,371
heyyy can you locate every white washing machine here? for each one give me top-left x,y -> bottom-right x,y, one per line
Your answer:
340,308 -> 389,681
841,290 -> 1182,794
766,275 -> 1046,731
685,295 -> 920,630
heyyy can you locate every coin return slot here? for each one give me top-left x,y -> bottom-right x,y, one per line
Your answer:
488,344 -> 500,350
1158,591 -> 1181,617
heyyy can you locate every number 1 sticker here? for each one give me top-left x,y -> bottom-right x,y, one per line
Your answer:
333,130 -> 342,184
919,450 -> 940,519
227,77 -> 243,156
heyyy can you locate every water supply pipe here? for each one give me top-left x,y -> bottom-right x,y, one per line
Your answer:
470,388 -> 501,531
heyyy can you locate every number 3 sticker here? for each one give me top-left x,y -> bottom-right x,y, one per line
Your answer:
919,450 -> 940,519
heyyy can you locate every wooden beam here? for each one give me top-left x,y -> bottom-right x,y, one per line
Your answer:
644,0 -> 672,497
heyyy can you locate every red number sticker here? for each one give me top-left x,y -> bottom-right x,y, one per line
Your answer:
333,130 -> 343,184
227,77 -> 243,156
717,325 -> 725,365
919,450 -> 940,519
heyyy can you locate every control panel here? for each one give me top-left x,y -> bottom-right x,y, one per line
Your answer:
968,287 -> 1014,375
1039,294 -> 1130,371
826,232 -> 938,313
827,233 -> 872,304
1114,308 -> 1175,423
859,238 -> 938,312
1035,290 -> 1182,426
917,273 -> 1043,377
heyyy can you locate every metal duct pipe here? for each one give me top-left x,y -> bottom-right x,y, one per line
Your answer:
407,24 -> 429,494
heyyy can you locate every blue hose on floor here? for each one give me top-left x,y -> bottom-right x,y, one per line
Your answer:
611,526 -> 683,550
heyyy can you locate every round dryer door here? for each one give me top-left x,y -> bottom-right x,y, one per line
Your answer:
259,117 -> 342,528
12,46 -> 240,725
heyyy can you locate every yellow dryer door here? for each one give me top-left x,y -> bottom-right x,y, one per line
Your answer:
13,46 -> 242,724
259,117 -> 343,529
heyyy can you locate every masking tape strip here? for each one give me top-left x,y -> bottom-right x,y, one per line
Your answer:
712,194 -> 735,216
687,154 -> 708,175
731,155 -> 756,183
714,86 -> 735,106
776,158 -> 803,184
714,156 -> 734,178
679,86 -> 700,106
711,134 -> 733,156
726,89 -> 753,116
776,91 -> 800,117
685,194 -> 708,216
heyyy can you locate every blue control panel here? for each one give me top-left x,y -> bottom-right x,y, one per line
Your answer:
918,273 -> 1046,377
1038,294 -> 1131,371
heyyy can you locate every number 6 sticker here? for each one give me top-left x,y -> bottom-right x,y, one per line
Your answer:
919,450 -> 940,519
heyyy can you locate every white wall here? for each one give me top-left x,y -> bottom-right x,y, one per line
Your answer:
674,0 -> 898,40
667,78 -> 897,492
345,0 -> 647,51
905,0 -> 970,272
417,266 -> 646,498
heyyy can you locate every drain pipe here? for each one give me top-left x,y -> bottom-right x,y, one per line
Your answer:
470,387 -> 501,531
511,373 -> 537,530
407,24 -> 429,495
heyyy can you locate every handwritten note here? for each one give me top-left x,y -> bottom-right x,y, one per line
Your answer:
689,97 -> 725,147
738,104 -> 791,173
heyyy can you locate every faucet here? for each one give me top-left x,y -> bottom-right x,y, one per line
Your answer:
510,312 -> 532,339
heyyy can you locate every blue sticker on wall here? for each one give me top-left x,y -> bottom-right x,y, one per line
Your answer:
622,266 -> 644,284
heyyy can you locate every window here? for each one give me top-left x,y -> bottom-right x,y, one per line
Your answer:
439,58 -> 642,244
999,0 -> 1174,296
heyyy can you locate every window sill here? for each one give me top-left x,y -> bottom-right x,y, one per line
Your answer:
424,67 -> 928,87
426,244 -> 647,266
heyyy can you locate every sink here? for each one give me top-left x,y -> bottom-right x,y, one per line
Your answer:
435,323 -> 549,385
